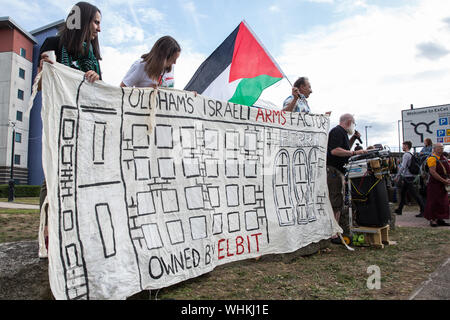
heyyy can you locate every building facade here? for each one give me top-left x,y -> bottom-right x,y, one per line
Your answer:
28,20 -> 65,186
0,17 -> 36,184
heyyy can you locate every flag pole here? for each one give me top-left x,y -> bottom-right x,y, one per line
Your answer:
241,20 -> 293,87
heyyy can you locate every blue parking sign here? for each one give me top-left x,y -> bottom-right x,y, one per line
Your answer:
437,129 -> 446,137
439,117 -> 448,126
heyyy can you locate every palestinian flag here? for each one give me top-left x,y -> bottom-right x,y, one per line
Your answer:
184,21 -> 284,106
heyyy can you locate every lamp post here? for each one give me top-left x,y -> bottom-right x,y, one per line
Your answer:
397,120 -> 401,153
364,125 -> 372,148
8,121 -> 16,202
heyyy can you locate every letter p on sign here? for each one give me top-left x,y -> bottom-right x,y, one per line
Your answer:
366,265 -> 381,290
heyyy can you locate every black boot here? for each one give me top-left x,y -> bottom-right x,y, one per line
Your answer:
437,219 -> 450,226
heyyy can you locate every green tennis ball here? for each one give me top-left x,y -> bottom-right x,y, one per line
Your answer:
358,235 -> 365,243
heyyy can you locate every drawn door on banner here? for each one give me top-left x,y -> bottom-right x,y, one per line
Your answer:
271,131 -> 328,228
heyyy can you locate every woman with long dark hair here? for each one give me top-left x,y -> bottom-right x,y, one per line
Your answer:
38,1 -> 102,82
120,36 -> 181,88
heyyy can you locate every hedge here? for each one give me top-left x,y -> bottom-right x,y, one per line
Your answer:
0,185 -> 41,198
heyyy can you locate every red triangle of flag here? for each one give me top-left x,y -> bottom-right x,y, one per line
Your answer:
229,22 -> 283,83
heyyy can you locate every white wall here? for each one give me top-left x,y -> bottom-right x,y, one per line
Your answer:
0,52 -> 12,167
0,51 -> 32,168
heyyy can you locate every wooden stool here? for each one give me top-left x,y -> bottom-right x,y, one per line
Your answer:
351,225 -> 397,248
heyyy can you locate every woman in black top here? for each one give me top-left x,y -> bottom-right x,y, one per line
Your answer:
38,2 -> 103,252
38,1 -> 102,83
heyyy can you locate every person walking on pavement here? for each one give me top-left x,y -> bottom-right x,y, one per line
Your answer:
394,141 -> 425,217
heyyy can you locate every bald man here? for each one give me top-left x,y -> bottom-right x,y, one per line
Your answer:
326,114 -> 366,239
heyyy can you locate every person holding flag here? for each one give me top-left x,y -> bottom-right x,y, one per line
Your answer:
282,77 -> 312,113
282,77 -> 331,115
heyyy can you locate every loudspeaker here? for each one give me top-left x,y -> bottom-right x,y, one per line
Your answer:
351,176 -> 390,227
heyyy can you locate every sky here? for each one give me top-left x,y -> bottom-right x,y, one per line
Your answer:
3,0 -> 450,151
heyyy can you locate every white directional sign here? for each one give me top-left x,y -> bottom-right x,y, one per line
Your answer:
401,104 -> 450,148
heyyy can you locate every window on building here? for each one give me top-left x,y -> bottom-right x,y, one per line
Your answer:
17,89 -> 24,100
14,154 -> 21,165
15,132 -> 22,143
19,68 -> 25,79
20,48 -> 26,58
16,111 -> 23,122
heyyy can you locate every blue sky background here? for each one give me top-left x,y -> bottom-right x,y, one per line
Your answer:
3,0 -> 450,151
6,0 -> 415,56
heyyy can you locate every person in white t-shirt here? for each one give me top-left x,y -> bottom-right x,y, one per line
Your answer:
120,36 -> 180,88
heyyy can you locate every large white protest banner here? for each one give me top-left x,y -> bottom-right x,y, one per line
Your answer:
39,62 -> 341,300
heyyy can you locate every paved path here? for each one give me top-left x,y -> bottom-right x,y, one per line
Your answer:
409,257 -> 450,300
0,201 -> 39,210
397,205 -> 450,299
395,204 -> 450,229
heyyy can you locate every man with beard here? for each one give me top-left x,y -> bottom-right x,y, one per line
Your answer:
326,114 -> 366,242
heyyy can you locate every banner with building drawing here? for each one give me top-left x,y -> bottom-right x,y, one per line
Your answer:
40,62 -> 341,300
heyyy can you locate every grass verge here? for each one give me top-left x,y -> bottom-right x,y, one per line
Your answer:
154,227 -> 450,300
0,197 -> 40,205
0,208 -> 40,243
1,205 -> 448,300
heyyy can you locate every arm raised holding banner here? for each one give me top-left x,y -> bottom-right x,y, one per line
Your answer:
35,1 -> 104,258
120,36 -> 180,89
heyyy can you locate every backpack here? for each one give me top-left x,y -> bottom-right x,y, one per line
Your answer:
408,152 -> 420,175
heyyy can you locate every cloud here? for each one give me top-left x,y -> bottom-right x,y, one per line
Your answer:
444,16 -> 450,28
100,45 -> 147,86
381,68 -> 450,84
175,49 -> 206,90
105,24 -> 145,45
137,7 -> 165,23
269,5 -> 280,12
335,0 -> 368,11
0,0 -> 52,27
180,1 -> 208,43
306,0 -> 335,3
259,0 -> 450,150
102,13 -> 145,45
416,41 -> 450,60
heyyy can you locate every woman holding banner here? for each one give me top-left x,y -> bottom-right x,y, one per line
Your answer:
120,36 -> 181,88
38,2 -> 102,82
37,1 -> 103,251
